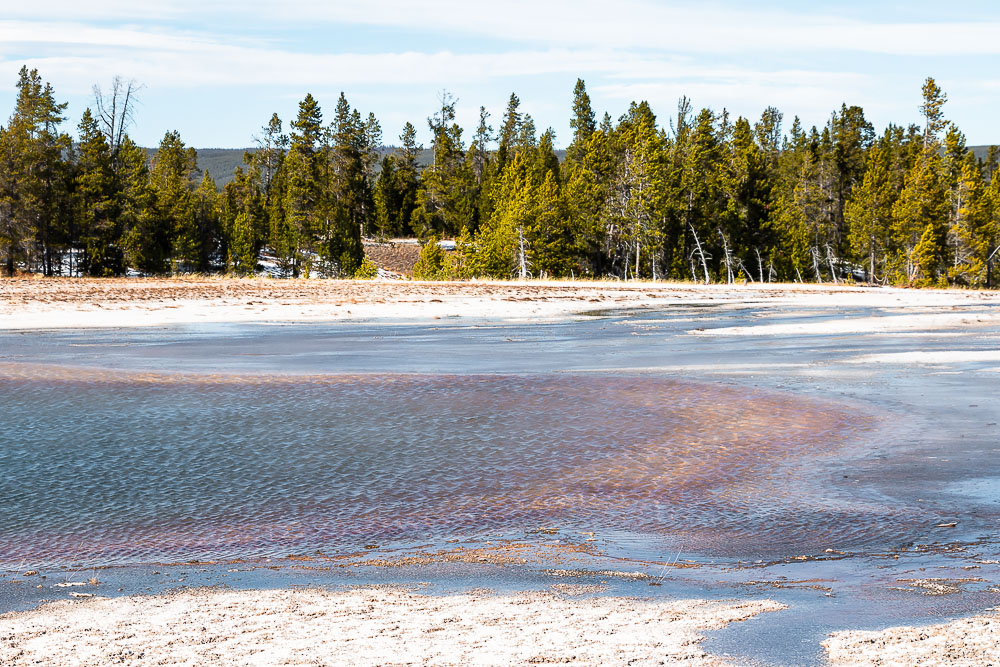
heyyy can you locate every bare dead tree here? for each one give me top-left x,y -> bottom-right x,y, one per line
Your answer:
987,245 -> 1000,288
517,225 -> 529,280
825,243 -> 840,284
718,228 -> 734,284
810,246 -> 823,283
755,248 -> 765,283
688,224 -> 710,284
93,76 -> 143,165
735,257 -> 755,283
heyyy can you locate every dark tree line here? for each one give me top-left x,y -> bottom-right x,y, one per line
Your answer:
2,67 -> 998,285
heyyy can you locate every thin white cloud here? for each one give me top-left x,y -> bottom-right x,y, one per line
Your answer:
0,21 -> 748,90
4,2 -> 1000,56
236,1 -> 1000,57
2,4 -> 996,145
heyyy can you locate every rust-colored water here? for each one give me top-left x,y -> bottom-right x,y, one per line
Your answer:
1,368 -> 890,567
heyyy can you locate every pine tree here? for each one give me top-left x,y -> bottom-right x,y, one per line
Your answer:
221,163 -> 265,268
678,108 -> 725,281
74,108 -> 120,275
149,130 -> 198,272
0,67 -> 71,275
607,101 -> 666,279
846,144 -> 895,282
319,92 -> 368,275
829,104 -> 874,254
563,129 -> 610,276
721,116 -> 771,281
567,79 -> 596,165
282,93 -> 324,276
118,137 -> 159,273
413,92 -> 475,237
412,235 -> 453,280
228,211 -> 257,276
250,113 -> 287,204
495,93 -> 522,174
473,152 -> 532,278
530,170 -> 579,276
189,171 -> 222,272
947,153 -> 996,285
921,77 -> 948,149
469,106 -> 493,187
373,138 -> 420,240
892,149 -> 950,284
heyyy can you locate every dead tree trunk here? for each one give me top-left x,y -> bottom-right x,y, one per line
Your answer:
719,229 -> 734,284
689,224 -> 710,284
811,247 -> 823,283
825,244 -> 840,284
517,226 -> 528,280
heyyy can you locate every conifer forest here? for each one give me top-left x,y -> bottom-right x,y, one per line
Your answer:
2,67 -> 998,286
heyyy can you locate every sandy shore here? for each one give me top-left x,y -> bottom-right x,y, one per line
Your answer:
1,276 -> 999,330
824,609 -> 1000,666
0,587 -> 784,666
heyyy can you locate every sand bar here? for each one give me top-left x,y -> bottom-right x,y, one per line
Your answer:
824,609 -> 1000,666
0,587 -> 784,666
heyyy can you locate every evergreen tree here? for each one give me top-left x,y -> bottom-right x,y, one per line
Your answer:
0,67 -> 71,275
496,93 -> 522,173
149,130 -> 198,272
412,235 -> 453,280
118,137 -> 161,273
221,165 -> 265,273
320,92 -> 367,275
846,144 -> 895,282
74,108 -> 120,275
281,93 -> 324,276
607,101 -> 666,279
228,212 -> 257,276
189,171 -> 222,272
721,116 -> 772,281
947,153 -> 996,285
921,77 -> 948,149
472,151 -> 533,278
892,149 -> 950,284
567,79 -> 596,164
413,92 -> 475,237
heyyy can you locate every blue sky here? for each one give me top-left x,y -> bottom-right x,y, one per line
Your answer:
2,1 -> 999,149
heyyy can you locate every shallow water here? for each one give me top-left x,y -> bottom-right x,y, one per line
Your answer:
1,370 -> 879,567
3,301 -> 1000,665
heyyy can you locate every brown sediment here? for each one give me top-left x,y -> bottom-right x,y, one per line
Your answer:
739,579 -> 835,593
890,578 -> 987,596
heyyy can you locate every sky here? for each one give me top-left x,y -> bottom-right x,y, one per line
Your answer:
2,1 -> 999,149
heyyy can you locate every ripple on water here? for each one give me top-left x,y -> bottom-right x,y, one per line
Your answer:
0,366 -> 903,567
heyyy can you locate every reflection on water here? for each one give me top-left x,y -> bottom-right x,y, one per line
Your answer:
0,367 -> 903,568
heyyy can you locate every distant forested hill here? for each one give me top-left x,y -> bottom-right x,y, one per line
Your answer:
159,145 -> 983,188
144,146 -> 570,186
143,147 -> 436,186
970,145 -> 998,161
